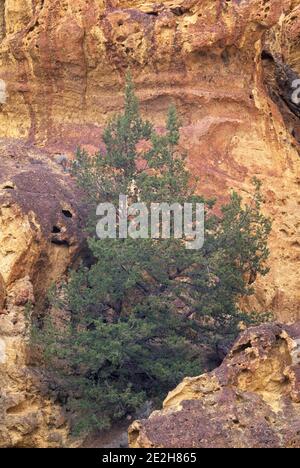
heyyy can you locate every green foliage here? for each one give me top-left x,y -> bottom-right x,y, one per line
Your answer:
35,75 -> 272,433
38,296 -> 202,433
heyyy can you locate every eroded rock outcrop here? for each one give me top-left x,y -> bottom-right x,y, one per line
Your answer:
129,322 -> 300,448
0,0 -> 298,448
0,141 -> 85,447
0,0 -> 299,320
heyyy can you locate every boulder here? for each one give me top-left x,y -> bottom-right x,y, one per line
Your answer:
129,323 -> 300,448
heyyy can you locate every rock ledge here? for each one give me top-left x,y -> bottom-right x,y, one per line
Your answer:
129,323 -> 300,448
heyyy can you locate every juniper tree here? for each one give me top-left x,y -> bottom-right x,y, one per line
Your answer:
36,75 -> 272,433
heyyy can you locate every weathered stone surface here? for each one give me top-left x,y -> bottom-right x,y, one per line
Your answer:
0,1 -> 299,320
0,0 -> 298,448
0,141 -> 85,448
0,273 -> 6,312
0,140 -> 86,291
129,322 -> 300,448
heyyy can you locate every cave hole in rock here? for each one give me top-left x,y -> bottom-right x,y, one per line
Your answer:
62,209 -> 73,219
51,239 -> 70,247
261,50 -> 274,61
232,341 -> 252,355
2,183 -> 15,190
28,20 -> 39,35
146,11 -> 159,17
52,226 -> 61,234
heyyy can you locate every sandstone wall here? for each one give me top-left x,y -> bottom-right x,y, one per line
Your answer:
0,0 -> 299,447
0,142 -> 85,447
0,0 -> 298,320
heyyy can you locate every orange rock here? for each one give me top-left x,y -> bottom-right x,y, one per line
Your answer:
129,322 -> 300,448
0,143 -> 86,448
0,1 -> 298,320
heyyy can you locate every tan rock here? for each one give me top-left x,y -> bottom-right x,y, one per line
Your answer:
0,1 -> 298,320
0,273 -> 6,312
0,0 -> 298,448
129,322 -> 300,448
0,143 -> 85,448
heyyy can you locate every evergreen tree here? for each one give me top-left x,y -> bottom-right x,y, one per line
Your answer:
35,75 -> 272,433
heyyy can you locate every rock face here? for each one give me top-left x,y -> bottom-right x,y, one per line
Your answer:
0,0 -> 299,320
0,0 -> 299,449
0,141 -> 85,447
129,322 -> 300,448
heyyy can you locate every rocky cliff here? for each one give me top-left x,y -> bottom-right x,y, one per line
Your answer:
0,0 -> 299,321
0,141 -> 85,447
129,322 -> 300,448
0,0 -> 299,448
